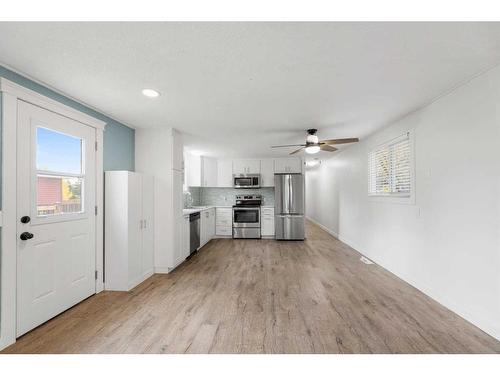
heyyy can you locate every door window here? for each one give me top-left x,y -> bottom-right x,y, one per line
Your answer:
36,127 -> 84,216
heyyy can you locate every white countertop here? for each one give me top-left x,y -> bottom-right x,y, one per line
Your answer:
182,206 -> 214,216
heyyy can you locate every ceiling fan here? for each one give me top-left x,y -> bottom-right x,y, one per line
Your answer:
271,129 -> 359,155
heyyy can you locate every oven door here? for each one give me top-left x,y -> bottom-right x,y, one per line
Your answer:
233,207 -> 261,228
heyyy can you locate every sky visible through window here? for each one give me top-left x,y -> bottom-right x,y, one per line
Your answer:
36,127 -> 82,174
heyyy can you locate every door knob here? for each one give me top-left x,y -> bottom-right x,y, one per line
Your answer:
20,232 -> 34,241
20,216 -> 31,224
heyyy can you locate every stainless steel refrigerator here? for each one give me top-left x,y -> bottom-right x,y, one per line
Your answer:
274,173 -> 305,240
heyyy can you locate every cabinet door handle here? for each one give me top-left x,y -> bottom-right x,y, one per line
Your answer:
144,219 -> 147,228
140,220 -> 143,229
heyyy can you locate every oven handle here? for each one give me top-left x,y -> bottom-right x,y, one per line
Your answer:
232,207 -> 261,210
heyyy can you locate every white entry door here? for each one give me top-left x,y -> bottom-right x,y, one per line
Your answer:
16,101 -> 97,337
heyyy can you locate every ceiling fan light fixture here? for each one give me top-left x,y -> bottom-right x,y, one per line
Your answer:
305,145 -> 320,154
306,134 -> 319,144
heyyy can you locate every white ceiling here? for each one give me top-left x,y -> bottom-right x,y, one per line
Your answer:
1,22 -> 500,158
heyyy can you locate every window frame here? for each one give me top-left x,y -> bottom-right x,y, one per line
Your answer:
32,124 -> 87,222
368,130 -> 415,205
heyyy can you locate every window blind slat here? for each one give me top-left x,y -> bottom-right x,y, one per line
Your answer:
368,134 -> 411,196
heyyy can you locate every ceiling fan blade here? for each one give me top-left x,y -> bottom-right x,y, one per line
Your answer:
289,148 -> 304,155
321,137 -> 359,145
320,144 -> 338,152
271,144 -> 307,148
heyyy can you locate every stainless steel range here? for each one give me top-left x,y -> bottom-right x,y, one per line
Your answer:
232,194 -> 262,239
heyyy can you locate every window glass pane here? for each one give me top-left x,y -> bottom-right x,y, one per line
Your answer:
369,134 -> 411,197
37,175 -> 83,216
37,127 -> 82,174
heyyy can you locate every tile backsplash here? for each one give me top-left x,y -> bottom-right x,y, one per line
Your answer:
186,187 -> 274,207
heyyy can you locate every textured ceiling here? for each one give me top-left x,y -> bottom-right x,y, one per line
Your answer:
1,22 -> 500,158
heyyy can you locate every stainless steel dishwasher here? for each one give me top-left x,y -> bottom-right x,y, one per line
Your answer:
189,212 -> 200,254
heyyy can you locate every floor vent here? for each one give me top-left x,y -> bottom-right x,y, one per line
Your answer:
360,256 -> 374,265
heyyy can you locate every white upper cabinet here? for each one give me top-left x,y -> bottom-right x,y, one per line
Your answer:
201,156 -> 217,187
184,152 -> 201,187
274,158 -> 303,174
217,159 -> 233,187
233,159 -> 261,174
184,154 -> 217,187
260,159 -> 275,187
186,156 -> 302,187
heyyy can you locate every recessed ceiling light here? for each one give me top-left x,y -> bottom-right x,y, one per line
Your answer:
142,88 -> 160,98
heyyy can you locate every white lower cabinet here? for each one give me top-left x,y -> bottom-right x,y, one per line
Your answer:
216,207 -> 232,236
105,171 -> 155,291
200,208 -> 216,247
216,225 -> 232,236
209,209 -> 216,239
261,207 -> 275,236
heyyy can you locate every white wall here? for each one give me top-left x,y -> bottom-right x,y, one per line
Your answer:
306,65 -> 500,340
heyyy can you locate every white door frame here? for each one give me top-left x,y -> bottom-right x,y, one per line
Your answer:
0,78 -> 106,350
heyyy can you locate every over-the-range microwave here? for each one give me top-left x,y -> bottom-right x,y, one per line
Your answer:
233,174 -> 260,189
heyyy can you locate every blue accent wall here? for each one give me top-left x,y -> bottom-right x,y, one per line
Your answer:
0,65 -> 135,178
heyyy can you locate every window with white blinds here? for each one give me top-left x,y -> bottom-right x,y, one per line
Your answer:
369,132 -> 412,197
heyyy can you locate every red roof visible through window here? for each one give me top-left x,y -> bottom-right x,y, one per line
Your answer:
37,176 -> 62,205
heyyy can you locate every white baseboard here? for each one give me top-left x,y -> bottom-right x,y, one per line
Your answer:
309,217 -> 500,342
128,270 -> 154,290
306,216 -> 339,238
154,266 -> 171,274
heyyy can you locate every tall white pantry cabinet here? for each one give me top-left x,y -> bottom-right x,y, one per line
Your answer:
105,171 -> 155,291
135,127 -> 186,273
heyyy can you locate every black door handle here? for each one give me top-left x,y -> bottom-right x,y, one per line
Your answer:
20,216 -> 31,224
20,232 -> 34,241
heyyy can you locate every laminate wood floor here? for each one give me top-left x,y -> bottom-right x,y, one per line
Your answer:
3,221 -> 500,354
